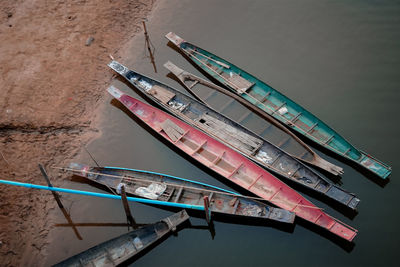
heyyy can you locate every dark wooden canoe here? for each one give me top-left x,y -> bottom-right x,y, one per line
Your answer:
108,60 -> 359,210
67,163 -> 295,223
107,86 -> 357,242
53,210 -> 189,266
165,32 -> 392,179
161,61 -> 343,176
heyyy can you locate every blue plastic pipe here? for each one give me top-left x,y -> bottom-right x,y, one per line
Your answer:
0,179 -> 204,211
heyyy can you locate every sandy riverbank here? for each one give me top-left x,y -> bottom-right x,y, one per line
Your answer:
0,1 -> 155,265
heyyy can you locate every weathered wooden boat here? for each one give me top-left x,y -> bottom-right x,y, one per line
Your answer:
67,163 -> 295,223
54,210 -> 189,266
108,60 -> 359,210
107,86 -> 357,241
165,32 -> 392,179
162,61 -> 344,177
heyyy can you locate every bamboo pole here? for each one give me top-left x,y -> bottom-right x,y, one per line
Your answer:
120,185 -> 136,227
38,164 -> 82,240
39,164 -> 63,209
143,21 -> 157,73
203,196 -> 211,224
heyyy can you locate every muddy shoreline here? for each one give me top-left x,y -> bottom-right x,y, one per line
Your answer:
0,1 -> 156,265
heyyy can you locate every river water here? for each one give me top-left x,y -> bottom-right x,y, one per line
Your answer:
46,0 -> 400,266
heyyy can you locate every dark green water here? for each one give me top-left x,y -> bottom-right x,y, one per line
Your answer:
46,0 -> 400,266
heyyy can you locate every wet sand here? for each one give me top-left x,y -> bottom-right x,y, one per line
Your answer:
0,1 -> 155,266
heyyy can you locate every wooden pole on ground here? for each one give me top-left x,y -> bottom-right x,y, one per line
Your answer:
142,21 -> 157,73
203,196 -> 215,238
203,196 -> 211,224
38,164 -> 82,240
39,164 -> 64,209
120,185 -> 136,227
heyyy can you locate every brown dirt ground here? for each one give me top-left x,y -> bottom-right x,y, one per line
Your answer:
0,0 -> 155,266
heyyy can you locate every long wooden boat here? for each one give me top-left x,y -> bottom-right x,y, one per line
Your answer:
67,163 -> 295,223
165,32 -> 392,179
162,61 -> 343,176
54,210 -> 189,266
108,60 -> 359,210
107,86 -> 357,241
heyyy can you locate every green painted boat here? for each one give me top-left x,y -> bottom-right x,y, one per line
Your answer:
166,32 -> 392,179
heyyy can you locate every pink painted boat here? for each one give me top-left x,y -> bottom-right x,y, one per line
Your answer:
107,85 -> 357,242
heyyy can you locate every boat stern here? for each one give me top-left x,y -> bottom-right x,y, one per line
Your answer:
163,61 -> 185,77
268,207 -> 296,224
330,222 -> 357,242
107,85 -> 124,100
108,60 -> 129,76
359,151 -> 392,179
165,32 -> 185,47
162,210 -> 190,231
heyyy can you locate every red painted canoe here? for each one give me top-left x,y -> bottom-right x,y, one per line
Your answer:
107,86 -> 357,242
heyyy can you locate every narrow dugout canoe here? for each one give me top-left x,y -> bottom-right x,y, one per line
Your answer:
67,163 -> 295,223
165,32 -> 392,179
107,86 -> 357,241
162,61 -> 343,176
108,60 -> 359,210
54,210 -> 189,266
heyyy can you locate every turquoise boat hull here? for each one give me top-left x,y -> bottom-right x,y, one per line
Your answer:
166,32 -> 392,179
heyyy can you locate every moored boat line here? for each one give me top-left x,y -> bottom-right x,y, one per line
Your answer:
107,85 -> 358,242
165,32 -> 392,179
108,60 -> 360,210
